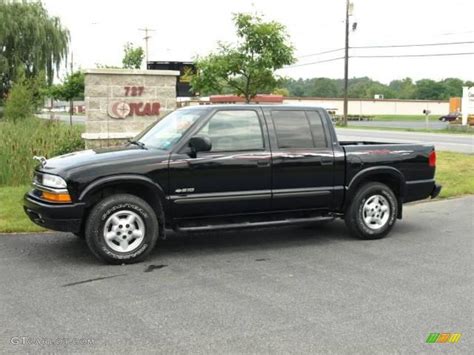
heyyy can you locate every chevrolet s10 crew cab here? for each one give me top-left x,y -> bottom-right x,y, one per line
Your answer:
24,105 -> 441,264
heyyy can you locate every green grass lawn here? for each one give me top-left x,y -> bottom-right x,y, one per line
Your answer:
0,185 -> 45,233
372,114 -> 427,121
338,125 -> 474,135
0,152 -> 473,233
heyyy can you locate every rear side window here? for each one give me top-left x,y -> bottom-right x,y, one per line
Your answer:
306,110 -> 328,148
271,111 -> 313,148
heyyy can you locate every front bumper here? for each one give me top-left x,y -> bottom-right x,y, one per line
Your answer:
23,192 -> 85,233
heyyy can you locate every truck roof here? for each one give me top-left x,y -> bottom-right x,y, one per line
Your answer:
180,104 -> 327,111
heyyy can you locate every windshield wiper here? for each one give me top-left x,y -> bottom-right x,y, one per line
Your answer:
127,139 -> 147,149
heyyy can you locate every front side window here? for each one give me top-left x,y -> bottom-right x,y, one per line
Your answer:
137,108 -> 206,150
197,110 -> 264,152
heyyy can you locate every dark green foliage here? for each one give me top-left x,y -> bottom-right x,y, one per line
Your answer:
281,76 -> 470,100
0,0 -> 69,98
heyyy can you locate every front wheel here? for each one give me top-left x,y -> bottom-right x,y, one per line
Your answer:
345,182 -> 398,240
85,194 -> 159,264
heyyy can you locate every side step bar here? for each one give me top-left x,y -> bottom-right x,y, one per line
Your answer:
175,216 -> 335,232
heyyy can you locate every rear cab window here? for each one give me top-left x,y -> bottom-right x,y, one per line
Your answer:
271,110 -> 328,149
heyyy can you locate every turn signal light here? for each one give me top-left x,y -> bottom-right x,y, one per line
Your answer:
41,191 -> 72,203
429,151 -> 436,167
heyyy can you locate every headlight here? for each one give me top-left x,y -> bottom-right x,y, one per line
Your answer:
41,174 -> 67,189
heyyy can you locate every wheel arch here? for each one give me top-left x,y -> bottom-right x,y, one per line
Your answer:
345,166 -> 405,218
79,175 -> 168,238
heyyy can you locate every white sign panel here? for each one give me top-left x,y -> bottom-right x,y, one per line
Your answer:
461,86 -> 474,126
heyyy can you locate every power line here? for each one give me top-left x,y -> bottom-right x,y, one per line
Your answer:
352,40 -> 474,49
298,48 -> 344,59
351,52 -> 474,58
286,56 -> 345,68
286,51 -> 474,69
297,40 -> 474,59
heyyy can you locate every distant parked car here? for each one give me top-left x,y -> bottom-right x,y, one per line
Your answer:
439,112 -> 461,122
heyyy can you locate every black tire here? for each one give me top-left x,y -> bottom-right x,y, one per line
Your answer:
85,194 -> 159,264
345,182 -> 398,240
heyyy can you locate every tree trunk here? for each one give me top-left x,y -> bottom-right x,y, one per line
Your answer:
69,99 -> 73,126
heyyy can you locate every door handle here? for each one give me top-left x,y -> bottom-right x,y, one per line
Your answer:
320,157 -> 334,166
257,160 -> 270,167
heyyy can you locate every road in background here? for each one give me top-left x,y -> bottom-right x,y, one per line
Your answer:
349,120 -> 448,130
337,128 -> 473,153
37,113 -> 85,125
0,196 -> 472,353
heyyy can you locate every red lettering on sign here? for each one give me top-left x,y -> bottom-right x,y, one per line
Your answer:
124,86 -> 145,97
151,102 -> 160,115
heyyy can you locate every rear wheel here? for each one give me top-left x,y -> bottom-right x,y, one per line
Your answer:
85,194 -> 159,264
345,182 -> 398,240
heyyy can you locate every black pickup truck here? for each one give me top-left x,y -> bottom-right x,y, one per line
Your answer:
24,105 -> 441,264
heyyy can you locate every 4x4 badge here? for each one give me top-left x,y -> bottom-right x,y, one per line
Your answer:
175,188 -> 195,193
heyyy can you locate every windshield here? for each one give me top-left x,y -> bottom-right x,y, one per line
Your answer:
137,108 -> 206,150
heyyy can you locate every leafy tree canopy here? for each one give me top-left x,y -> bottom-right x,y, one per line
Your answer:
48,71 -> 84,101
191,13 -> 295,102
281,76 -> 471,100
0,0 -> 69,98
122,42 -> 144,69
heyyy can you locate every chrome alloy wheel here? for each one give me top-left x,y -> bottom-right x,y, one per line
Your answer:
103,210 -> 145,252
362,194 -> 390,230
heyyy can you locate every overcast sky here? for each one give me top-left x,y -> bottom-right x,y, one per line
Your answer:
43,0 -> 474,83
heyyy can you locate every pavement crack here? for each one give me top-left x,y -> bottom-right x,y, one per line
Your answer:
62,274 -> 127,287
144,264 -> 168,273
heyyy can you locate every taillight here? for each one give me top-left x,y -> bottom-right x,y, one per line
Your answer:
429,151 -> 436,167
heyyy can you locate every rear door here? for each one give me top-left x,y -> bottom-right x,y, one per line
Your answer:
263,108 -> 335,211
168,108 -> 272,219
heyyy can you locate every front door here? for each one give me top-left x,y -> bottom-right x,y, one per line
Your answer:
169,108 -> 272,219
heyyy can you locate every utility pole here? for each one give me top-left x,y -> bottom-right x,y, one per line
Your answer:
342,0 -> 350,127
139,27 -> 155,69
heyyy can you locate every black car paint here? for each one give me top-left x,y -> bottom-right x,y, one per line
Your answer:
24,105 -> 440,233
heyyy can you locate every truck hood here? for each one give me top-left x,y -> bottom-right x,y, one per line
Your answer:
38,145 -> 169,177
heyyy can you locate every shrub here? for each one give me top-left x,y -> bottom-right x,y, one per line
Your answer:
0,117 -> 85,186
4,80 -> 34,123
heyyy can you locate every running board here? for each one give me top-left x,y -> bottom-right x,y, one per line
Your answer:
175,216 -> 335,232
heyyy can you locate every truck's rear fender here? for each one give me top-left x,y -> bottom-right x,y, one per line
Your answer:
344,166 -> 405,218
78,175 -> 169,236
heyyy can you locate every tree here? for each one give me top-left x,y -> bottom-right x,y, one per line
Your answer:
4,78 -> 34,123
415,79 -> 445,100
310,78 -> 338,97
191,13 -> 295,102
122,42 -> 144,69
49,71 -> 84,125
441,78 -> 463,98
0,0 -> 69,98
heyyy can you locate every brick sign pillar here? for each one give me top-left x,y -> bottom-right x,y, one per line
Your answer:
83,68 -> 179,148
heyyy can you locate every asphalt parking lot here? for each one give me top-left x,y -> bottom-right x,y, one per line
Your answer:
0,196 -> 472,353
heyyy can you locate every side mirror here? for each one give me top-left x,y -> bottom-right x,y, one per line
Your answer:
188,136 -> 212,157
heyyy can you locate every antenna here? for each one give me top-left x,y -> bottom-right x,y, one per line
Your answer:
138,27 -> 156,68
